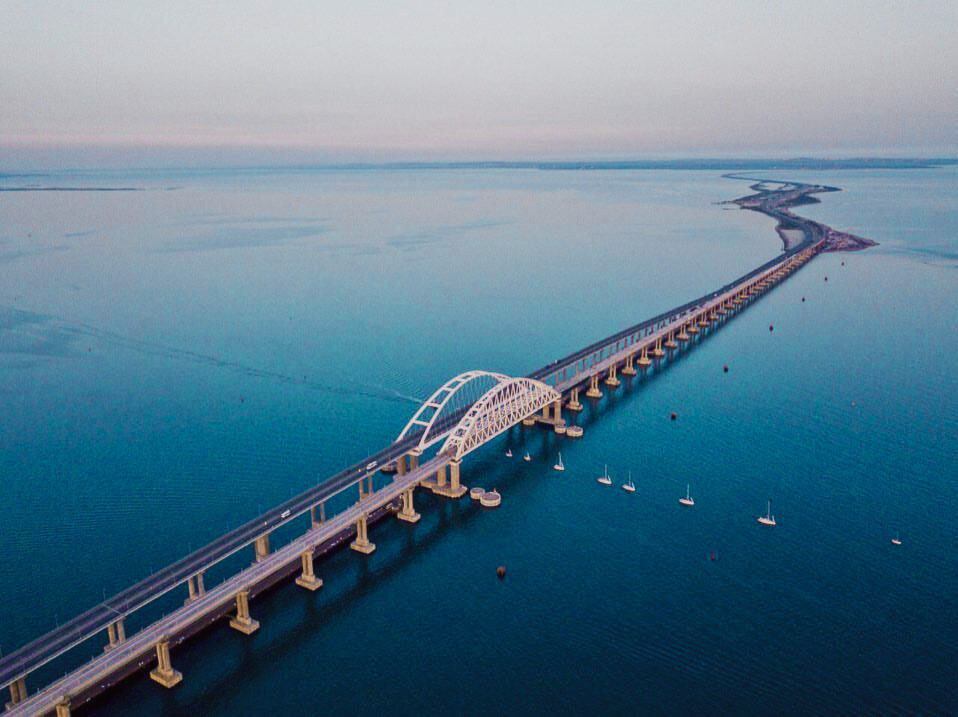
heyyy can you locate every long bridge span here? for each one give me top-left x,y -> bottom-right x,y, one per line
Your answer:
2,178 -> 838,715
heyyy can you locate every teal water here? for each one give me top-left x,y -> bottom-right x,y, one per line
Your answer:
1,167 -> 956,714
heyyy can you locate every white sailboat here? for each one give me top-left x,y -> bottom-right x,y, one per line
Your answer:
597,464 -> 612,485
622,472 -> 636,493
523,452 -> 532,462
891,530 -> 902,546
757,499 -> 776,526
679,483 -> 694,506
553,452 -> 565,471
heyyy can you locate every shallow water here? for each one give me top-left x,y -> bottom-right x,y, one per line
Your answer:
1,167 -> 955,714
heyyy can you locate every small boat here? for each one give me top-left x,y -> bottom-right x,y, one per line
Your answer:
505,449 -> 513,458
523,452 -> 532,462
553,452 -> 565,471
597,464 -> 612,486
679,483 -> 694,506
622,472 -> 635,493
757,499 -> 776,526
891,530 -> 902,546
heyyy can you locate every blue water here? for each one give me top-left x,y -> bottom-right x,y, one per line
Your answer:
1,167 -> 956,714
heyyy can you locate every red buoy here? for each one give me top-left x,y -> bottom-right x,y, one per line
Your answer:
496,566 -> 506,579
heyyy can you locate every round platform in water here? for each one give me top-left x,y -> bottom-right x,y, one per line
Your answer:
480,490 -> 502,507
469,486 -> 485,500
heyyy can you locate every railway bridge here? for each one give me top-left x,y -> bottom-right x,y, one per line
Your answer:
2,181 -> 826,716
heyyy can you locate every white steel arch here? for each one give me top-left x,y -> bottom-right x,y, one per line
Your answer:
440,378 -> 561,460
396,371 -> 510,452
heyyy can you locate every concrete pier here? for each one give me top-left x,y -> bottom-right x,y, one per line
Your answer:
350,514 -> 376,554
397,488 -> 421,523
637,346 -> 652,367
567,387 -> 583,411
186,573 -> 205,604
295,550 -> 323,591
6,678 -> 26,709
652,337 -> 665,358
585,374 -> 603,399
254,534 -> 270,563
229,590 -> 259,635
104,619 -> 126,652
604,364 -> 620,387
148,638 -> 182,688
621,353 -> 637,376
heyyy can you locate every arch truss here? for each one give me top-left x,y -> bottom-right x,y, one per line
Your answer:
440,377 -> 560,460
396,371 -> 560,459
396,371 -> 510,452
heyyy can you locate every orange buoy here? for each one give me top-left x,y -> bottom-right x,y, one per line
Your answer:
496,566 -> 506,579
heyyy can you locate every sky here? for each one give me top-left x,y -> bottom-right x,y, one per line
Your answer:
2,0 -> 956,166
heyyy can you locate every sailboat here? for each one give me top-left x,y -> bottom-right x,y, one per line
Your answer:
679,484 -> 694,506
505,449 -> 513,458
622,472 -> 636,493
757,499 -> 776,526
597,464 -> 612,485
553,452 -> 565,471
523,452 -> 532,462
891,530 -> 902,546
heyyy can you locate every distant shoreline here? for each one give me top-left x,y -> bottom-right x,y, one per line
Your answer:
2,157 -> 956,178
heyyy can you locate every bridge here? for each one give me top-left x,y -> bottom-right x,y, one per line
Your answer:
2,179 -> 829,715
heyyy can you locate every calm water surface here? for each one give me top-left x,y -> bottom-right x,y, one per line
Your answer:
1,168 -> 955,714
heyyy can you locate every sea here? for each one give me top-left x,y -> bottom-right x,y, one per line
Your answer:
1,166 -> 956,715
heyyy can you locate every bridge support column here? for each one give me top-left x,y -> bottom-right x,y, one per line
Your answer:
55,697 -> 71,717
104,618 -> 127,651
311,502 -> 326,529
296,550 -> 324,591
698,312 -> 710,327
185,573 -> 205,604
637,346 -> 652,367
551,399 -> 567,434
688,318 -> 700,335
652,337 -> 665,358
6,677 -> 27,708
585,374 -> 603,399
229,589 -> 260,634
397,455 -> 407,476
621,354 -> 637,376
436,464 -> 447,489
149,637 -> 183,688
664,331 -> 678,349
254,534 -> 270,563
604,364 -> 620,387
351,513 -> 376,554
409,450 -> 420,471
567,387 -> 583,412
677,324 -> 690,342
448,458 -> 466,497
397,488 -> 421,523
